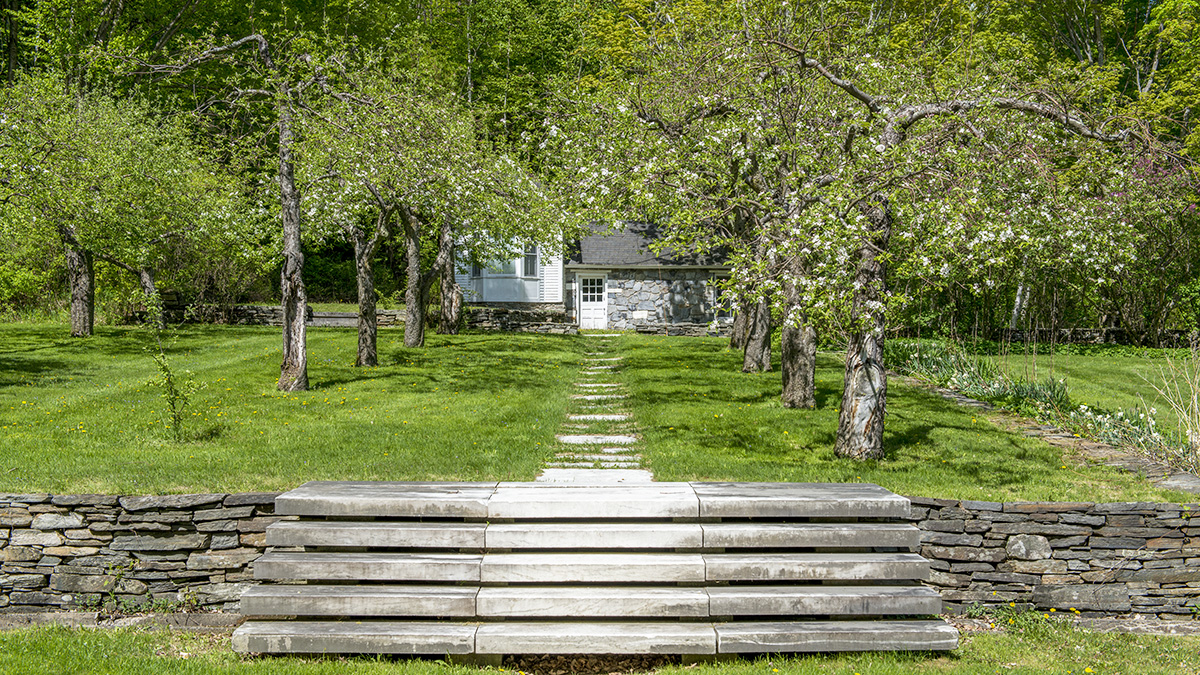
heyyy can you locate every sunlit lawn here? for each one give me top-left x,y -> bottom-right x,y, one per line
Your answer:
0,624 -> 1196,675
0,324 -> 576,493
614,335 -> 1190,502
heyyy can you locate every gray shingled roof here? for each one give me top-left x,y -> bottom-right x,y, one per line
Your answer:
566,222 -> 725,267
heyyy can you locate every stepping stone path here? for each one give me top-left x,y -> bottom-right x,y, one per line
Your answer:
538,334 -> 654,483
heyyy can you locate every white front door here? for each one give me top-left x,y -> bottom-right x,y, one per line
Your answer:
579,276 -> 607,329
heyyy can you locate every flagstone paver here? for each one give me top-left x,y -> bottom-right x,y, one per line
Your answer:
537,339 -> 652,483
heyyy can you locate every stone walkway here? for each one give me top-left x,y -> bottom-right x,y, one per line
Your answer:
900,375 -> 1200,495
536,334 -> 654,484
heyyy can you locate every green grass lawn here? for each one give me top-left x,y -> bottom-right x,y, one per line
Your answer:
614,335 -> 1190,502
0,325 -> 1192,501
0,324 -> 576,493
0,624 -> 1196,675
988,349 -> 1190,433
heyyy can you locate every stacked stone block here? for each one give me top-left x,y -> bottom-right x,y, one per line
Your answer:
908,497 -> 1200,618
0,492 -> 281,613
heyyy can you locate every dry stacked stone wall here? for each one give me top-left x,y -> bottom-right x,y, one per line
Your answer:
1,491 -> 1196,618
0,492 -> 280,613
908,497 -> 1200,617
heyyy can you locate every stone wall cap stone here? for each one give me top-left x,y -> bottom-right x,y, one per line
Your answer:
223,493 -> 281,507
0,494 -> 51,505
119,494 -> 226,511
1005,502 -> 1093,513
960,500 -> 1003,511
50,495 -> 119,507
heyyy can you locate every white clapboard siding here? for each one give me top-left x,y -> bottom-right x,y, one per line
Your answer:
541,253 -> 563,303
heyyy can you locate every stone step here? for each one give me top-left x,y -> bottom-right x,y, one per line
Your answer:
568,414 -> 630,421
477,586 -> 709,618
274,482 -> 910,520
571,394 -> 628,400
484,523 -> 699,549
575,383 -> 621,388
234,619 -> 957,655
232,620 -> 477,655
715,620 -> 959,653
254,552 -> 482,582
243,585 -> 940,619
704,553 -> 928,582
475,622 -> 713,655
705,585 -> 942,616
556,434 -> 638,445
548,461 -> 642,469
583,357 -> 623,361
266,521 -> 486,548
241,584 -> 478,617
256,552 -> 925,584
265,520 -> 917,551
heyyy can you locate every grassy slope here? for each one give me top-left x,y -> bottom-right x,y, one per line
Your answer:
0,325 -> 576,493
990,350 -> 1187,432
0,625 -> 1196,675
619,335 -> 1189,502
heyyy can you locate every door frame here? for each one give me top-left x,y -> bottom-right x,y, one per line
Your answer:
578,274 -> 608,329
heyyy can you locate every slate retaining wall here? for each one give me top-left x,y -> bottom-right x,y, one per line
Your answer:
0,492 -> 1196,618
908,497 -> 1199,618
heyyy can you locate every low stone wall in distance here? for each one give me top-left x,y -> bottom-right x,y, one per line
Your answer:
908,497 -> 1199,618
0,492 -> 280,613
1,492 -> 1196,618
633,322 -> 732,338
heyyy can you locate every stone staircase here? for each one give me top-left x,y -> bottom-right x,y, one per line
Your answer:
233,481 -> 957,656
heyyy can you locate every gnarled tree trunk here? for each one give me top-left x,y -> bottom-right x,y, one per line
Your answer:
729,293 -> 749,350
276,95 -> 308,392
437,218 -> 462,335
402,209 -> 427,348
742,298 -> 772,372
834,196 -> 892,460
781,261 -> 816,408
352,229 -> 378,367
64,242 -> 94,338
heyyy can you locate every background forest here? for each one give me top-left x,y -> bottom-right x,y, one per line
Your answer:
0,0 -> 1196,348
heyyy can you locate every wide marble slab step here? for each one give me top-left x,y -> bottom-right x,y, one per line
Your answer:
275,481 -> 497,518
232,620 -> 477,654
702,522 -> 920,550
692,483 -> 910,519
703,553 -> 929,582
266,521 -> 486,548
254,552 -> 481,582
241,585 -> 478,617
476,587 -> 710,618
484,523 -> 702,549
475,622 -> 715,655
481,553 -> 706,583
715,620 -> 959,653
488,483 -> 698,519
706,585 -> 942,616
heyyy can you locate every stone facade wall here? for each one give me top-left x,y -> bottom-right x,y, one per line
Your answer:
0,492 -> 280,614
2,492 -> 1195,618
565,269 -> 729,331
906,497 -> 1200,618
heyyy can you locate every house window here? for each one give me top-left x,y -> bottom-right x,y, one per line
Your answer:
471,263 -> 482,277
523,245 -> 538,277
581,277 -> 605,303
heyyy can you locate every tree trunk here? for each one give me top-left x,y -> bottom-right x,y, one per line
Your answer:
729,294 -> 749,350
742,299 -> 772,372
781,264 -> 816,408
403,209 -> 426,348
437,218 -> 462,335
834,196 -> 892,460
64,243 -> 94,338
276,94 -> 308,392
352,228 -> 378,367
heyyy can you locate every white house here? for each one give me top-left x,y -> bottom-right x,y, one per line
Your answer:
456,223 -> 729,332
